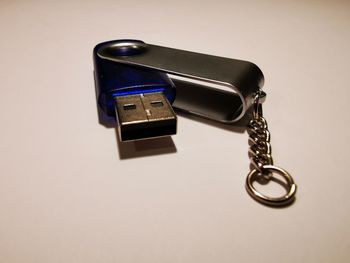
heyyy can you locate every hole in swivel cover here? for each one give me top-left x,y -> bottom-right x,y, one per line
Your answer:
107,41 -> 147,56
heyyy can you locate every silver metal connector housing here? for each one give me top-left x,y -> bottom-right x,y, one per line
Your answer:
115,92 -> 177,141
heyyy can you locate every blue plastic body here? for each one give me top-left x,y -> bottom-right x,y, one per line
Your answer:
93,40 -> 176,123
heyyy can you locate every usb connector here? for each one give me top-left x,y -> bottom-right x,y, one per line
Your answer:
114,92 -> 177,141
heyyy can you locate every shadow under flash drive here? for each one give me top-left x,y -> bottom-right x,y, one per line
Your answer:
93,39 -> 264,141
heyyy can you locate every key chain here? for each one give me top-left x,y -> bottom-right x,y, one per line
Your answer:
245,90 -> 297,206
93,39 -> 297,207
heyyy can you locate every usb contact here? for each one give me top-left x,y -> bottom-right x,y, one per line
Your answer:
114,92 -> 177,141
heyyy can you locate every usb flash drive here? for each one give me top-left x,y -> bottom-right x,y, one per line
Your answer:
93,40 -> 177,141
93,40 -> 298,207
94,39 -> 264,141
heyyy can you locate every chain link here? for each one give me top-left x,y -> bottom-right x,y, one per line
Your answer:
245,90 -> 297,206
248,92 -> 273,180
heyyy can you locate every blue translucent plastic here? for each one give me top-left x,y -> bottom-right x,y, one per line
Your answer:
93,41 -> 176,120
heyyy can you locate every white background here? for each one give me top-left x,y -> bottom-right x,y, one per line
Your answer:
1,0 -> 349,262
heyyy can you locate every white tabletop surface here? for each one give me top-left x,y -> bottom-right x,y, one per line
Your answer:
1,1 -> 350,262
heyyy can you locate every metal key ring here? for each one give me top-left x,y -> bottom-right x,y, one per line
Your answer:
246,165 -> 297,207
